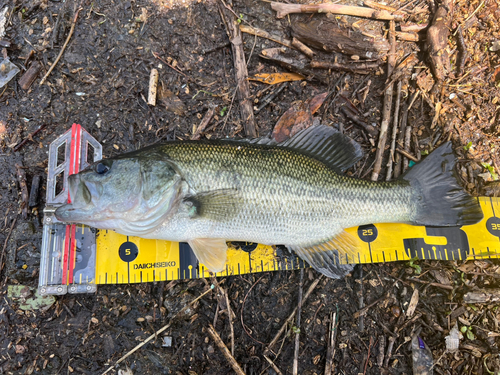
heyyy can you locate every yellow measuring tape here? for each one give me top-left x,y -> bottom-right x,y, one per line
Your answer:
94,197 -> 500,284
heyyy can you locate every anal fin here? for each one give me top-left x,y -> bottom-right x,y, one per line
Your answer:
188,238 -> 228,273
290,231 -> 359,279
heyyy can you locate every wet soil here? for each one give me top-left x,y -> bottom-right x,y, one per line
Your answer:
1,0 -> 500,374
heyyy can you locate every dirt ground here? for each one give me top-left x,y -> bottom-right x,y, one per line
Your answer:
1,0 -> 500,374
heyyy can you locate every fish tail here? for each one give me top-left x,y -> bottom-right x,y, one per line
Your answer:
402,142 -> 483,226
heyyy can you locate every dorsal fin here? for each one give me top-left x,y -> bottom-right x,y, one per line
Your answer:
243,125 -> 363,172
280,125 -> 363,172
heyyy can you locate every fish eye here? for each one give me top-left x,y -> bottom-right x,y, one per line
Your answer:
95,162 -> 110,174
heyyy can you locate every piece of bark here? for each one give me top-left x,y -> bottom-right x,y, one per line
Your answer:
260,48 -> 328,82
219,2 -> 256,137
271,2 -> 404,21
147,68 -> 159,106
463,289 -> 500,304
426,0 -> 453,81
15,163 -> 29,219
310,60 -> 380,74
18,61 -> 41,90
292,20 -> 390,60
29,175 -> 42,207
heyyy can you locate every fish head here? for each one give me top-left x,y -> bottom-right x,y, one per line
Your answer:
55,151 -> 182,232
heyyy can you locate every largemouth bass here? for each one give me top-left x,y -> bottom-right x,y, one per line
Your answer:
55,126 -> 483,278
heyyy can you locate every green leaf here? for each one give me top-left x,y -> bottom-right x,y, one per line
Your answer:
463,141 -> 473,151
220,107 -> 228,117
481,162 -> 499,180
466,329 -> 475,340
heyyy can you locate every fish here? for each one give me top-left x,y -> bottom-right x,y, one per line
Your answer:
55,125 -> 483,278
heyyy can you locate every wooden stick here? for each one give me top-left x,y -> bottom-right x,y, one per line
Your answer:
0,217 -> 17,274
310,60 -> 380,73
386,80 -> 402,181
101,288 -> 212,375
266,276 -> 323,353
192,107 -> 215,140
207,324 -> 246,375
371,20 -> 396,181
271,2 -> 404,21
292,269 -> 304,375
40,8 -> 82,85
291,37 -> 314,58
239,24 -> 292,48
324,310 -> 338,375
147,68 -> 159,106
264,355 -> 284,375
219,1 -> 257,137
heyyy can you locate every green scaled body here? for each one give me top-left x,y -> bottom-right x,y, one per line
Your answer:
55,126 -> 483,278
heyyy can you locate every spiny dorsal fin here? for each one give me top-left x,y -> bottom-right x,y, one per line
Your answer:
289,230 -> 359,278
244,125 -> 363,172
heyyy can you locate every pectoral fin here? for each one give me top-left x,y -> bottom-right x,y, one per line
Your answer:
188,238 -> 228,273
290,231 -> 358,279
184,189 -> 239,221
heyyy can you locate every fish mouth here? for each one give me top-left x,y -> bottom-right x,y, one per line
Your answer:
54,174 -> 98,222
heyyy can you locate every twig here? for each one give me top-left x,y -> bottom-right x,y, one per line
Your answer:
386,81 -> 402,181
358,267 -> 364,332
266,276 -> 323,354
403,119 -> 412,172
363,336 -> 375,375
324,309 -> 338,375
456,25 -> 467,77
241,276 -> 266,345
371,20 -> 397,181
264,354 -> 284,375
408,277 -> 453,290
291,37 -> 314,58
239,24 -> 292,48
15,163 -> 29,220
207,324 -> 246,375
340,107 -> 378,137
256,82 -> 288,113
101,288 -> 212,375
292,269 -> 304,375
152,52 -> 187,77
225,291 -> 235,357
310,60 -> 380,73
396,147 -> 418,162
0,217 -> 17,275
39,7 -> 82,85
270,1 -> 404,21
12,124 -> 46,152
219,0 -> 257,137
192,107 -> 215,140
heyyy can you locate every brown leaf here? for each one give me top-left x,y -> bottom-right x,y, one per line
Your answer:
308,92 -> 328,114
272,101 -> 313,143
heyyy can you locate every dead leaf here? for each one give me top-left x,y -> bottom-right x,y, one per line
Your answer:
159,84 -> 186,115
308,92 -> 328,114
249,72 -> 304,85
272,101 -> 313,143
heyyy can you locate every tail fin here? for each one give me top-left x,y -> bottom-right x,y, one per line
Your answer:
402,142 -> 483,226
